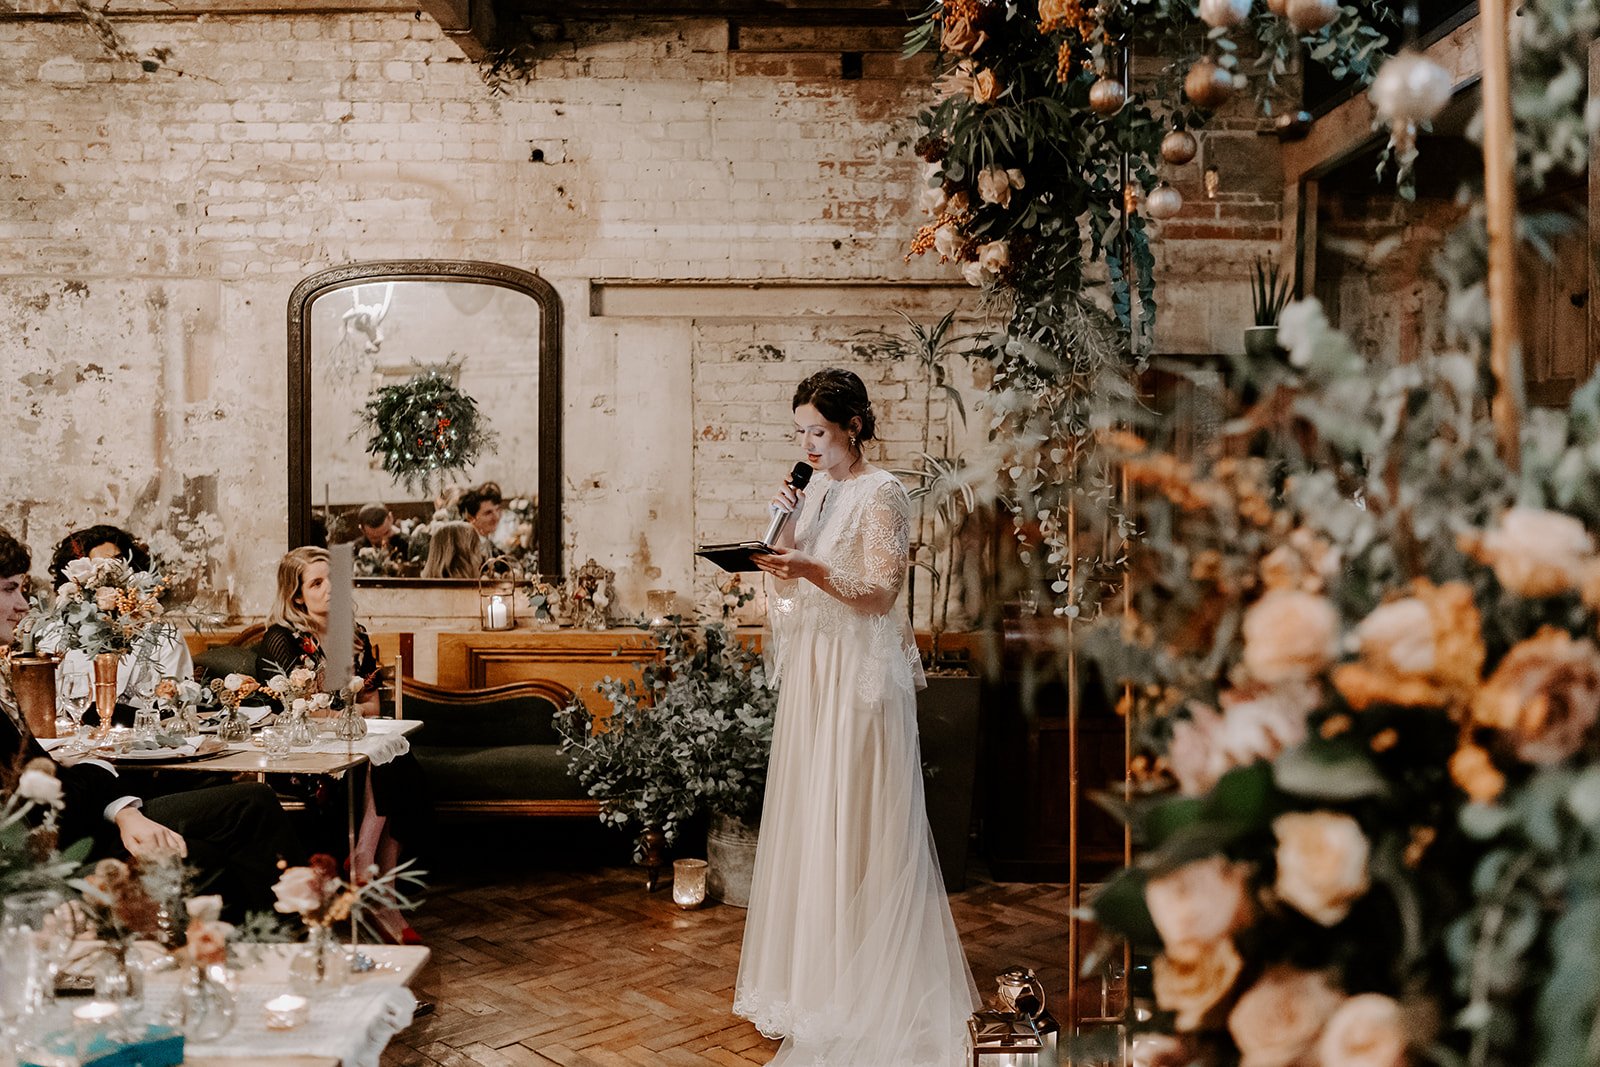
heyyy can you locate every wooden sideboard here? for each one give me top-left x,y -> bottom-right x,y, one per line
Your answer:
434,627 -> 674,713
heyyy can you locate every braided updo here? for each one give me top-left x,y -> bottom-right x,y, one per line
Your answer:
792,368 -> 876,446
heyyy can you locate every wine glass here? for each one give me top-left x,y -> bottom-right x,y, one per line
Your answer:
56,669 -> 91,751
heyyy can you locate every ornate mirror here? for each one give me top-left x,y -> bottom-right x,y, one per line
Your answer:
287,260 -> 562,582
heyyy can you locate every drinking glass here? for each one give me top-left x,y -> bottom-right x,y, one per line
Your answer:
56,670 -> 92,751
0,889 -> 70,1026
260,726 -> 290,762
131,704 -> 160,745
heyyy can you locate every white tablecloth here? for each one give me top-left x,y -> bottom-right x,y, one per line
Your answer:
173,978 -> 417,1066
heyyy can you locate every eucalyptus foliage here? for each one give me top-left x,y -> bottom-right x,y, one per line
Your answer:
556,623 -> 776,853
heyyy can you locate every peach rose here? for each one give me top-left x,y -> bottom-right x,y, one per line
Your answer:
1144,856 -> 1251,959
1464,506 -> 1594,598
1242,590 -> 1340,684
186,918 -> 233,967
1153,938 -> 1243,1030
1273,811 -> 1370,926
972,67 -> 1002,103
1449,742 -> 1505,803
1355,598 -> 1436,675
1227,966 -> 1343,1067
154,677 -> 180,702
1130,1033 -> 1192,1067
1473,627 -> 1600,765
271,866 -> 324,915
933,222 -> 962,260
186,895 -> 224,922
940,15 -> 988,54
1168,704 -> 1230,796
960,261 -> 987,287
1336,581 -> 1485,714
920,185 -> 949,217
1317,993 -> 1407,1067
1216,682 -> 1317,767
95,586 -> 118,611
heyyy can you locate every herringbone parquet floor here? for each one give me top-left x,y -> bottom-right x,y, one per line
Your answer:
382,834 -> 1069,1067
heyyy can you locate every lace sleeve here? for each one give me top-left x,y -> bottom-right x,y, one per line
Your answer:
822,476 -> 910,618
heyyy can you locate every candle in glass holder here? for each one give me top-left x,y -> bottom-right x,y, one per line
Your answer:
672,858 -> 708,908
263,993 -> 309,1030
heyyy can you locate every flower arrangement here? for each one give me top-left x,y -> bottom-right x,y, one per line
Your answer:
29,556 -> 170,659
716,574 -> 754,623
556,623 -> 776,853
1071,292 -> 1600,1066
0,758 -> 81,895
568,558 -> 614,630
357,362 -> 498,493
209,672 -> 262,710
270,854 -> 425,942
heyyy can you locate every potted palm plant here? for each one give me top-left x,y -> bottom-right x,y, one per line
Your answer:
555,622 -> 775,903
1245,253 -> 1293,359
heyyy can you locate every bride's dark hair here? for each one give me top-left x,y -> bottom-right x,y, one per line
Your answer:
792,368 -> 876,442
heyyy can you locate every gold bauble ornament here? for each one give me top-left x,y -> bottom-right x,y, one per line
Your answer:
1199,0 -> 1252,27
1145,182 -> 1184,220
1286,0 -> 1340,33
1266,0 -> 1288,15
1088,77 -> 1127,117
1160,128 -> 1198,165
1184,58 -> 1235,110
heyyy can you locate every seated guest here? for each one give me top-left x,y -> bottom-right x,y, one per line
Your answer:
355,503 -> 408,557
44,525 -> 193,715
259,547 -> 429,943
457,485 -> 503,557
421,521 -> 483,579
0,529 -> 302,915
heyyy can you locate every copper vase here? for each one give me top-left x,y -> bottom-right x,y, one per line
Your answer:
9,652 -> 59,739
92,651 -> 120,734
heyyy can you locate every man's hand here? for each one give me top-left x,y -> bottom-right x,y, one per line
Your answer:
114,808 -> 187,859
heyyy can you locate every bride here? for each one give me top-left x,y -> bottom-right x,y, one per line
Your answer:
736,368 -> 979,1065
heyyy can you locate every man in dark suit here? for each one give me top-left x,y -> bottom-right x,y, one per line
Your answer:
0,529 -> 303,914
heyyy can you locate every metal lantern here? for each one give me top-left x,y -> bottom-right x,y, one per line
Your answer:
1199,0 -> 1252,28
478,556 -> 520,631
967,1009 -> 1060,1066
1159,128 -> 1198,165
1286,0 -> 1340,32
1088,76 -> 1127,117
1145,182 -> 1184,220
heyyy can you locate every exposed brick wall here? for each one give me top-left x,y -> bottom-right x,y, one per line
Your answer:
0,8 -> 1286,622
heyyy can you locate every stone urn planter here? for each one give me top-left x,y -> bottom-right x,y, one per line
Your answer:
1244,324 -> 1281,360
706,813 -> 760,907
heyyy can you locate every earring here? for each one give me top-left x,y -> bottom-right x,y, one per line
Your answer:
849,434 -> 858,450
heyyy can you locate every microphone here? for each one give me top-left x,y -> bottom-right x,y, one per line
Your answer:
761,462 -> 814,545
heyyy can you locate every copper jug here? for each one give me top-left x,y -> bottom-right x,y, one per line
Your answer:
995,966 -> 1046,1015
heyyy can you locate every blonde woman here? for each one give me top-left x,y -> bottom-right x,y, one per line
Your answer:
420,520 -> 484,579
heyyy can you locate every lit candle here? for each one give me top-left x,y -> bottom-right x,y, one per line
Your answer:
672,858 -> 707,909
263,993 -> 309,1030
72,1001 -> 121,1025
486,595 -> 508,629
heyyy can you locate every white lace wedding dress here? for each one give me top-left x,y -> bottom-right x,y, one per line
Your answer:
734,468 -> 980,1066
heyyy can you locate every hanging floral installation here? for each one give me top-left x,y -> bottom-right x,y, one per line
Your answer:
904,0 -> 1406,620
356,361 -> 497,493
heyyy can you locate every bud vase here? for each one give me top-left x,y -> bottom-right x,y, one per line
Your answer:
92,652 -> 120,735
95,941 -> 145,1018
331,702 -> 367,742
284,706 -> 319,747
215,708 -> 251,744
289,922 -> 347,994
169,962 -> 235,1040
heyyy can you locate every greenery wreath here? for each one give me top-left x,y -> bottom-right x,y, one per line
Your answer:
357,361 -> 497,492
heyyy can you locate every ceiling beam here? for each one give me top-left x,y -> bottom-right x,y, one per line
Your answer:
417,0 -> 497,60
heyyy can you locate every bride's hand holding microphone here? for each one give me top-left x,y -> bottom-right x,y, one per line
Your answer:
755,466 -> 822,582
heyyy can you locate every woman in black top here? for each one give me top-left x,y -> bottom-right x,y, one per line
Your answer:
264,546 -> 430,943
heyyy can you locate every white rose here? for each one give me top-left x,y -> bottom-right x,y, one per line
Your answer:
1216,683 -> 1317,767
223,673 -> 246,691
977,240 -> 1009,274
1228,966 -> 1342,1067
94,586 -> 118,611
1168,704 -> 1230,797
1144,856 -> 1251,960
920,185 -> 949,217
976,165 -> 1015,207
267,675 -> 291,695
1273,810 -> 1370,926
185,895 -> 225,922
57,581 -> 81,600
1354,597 -> 1435,674
1317,993 -> 1407,1067
17,768 -> 63,807
933,223 -> 961,260
270,867 -> 324,915
1478,506 -> 1594,598
961,260 -> 987,287
1242,590 -> 1339,684
63,558 -> 97,584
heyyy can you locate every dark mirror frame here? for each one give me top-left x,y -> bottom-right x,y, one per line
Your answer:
287,259 -> 563,580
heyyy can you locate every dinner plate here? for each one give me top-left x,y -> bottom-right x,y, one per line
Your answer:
104,737 -> 230,763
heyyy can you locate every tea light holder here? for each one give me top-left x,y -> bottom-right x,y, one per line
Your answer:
479,557 -> 520,631
672,858 -> 708,909
646,589 -> 677,629
263,993 -> 309,1030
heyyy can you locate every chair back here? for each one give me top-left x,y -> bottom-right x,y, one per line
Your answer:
400,677 -> 574,747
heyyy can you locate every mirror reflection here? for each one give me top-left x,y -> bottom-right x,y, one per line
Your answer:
307,280 -> 541,579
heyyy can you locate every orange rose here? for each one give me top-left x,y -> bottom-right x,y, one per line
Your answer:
1449,742 -> 1505,803
972,67 -> 1002,104
1153,939 -> 1243,1030
939,15 -> 987,54
1473,627 -> 1600,765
